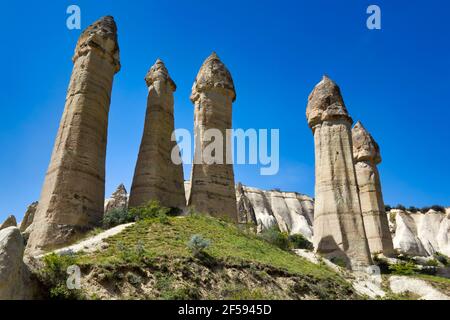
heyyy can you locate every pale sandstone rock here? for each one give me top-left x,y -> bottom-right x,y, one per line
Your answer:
0,227 -> 37,299
352,121 -> 394,256
26,16 -> 121,255
306,76 -> 372,269
389,275 -> 449,300
129,59 -> 185,209
237,185 -> 314,239
188,52 -> 238,221
20,201 -> 38,233
104,184 -> 128,214
390,209 -> 450,257
0,215 -> 17,230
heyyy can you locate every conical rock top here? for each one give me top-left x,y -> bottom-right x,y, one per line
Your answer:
73,15 -> 120,72
306,75 -> 350,127
0,215 -> 17,231
352,121 -> 381,164
191,52 -> 236,102
145,59 -> 176,90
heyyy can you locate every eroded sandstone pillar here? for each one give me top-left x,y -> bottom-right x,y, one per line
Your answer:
128,59 -> 185,209
306,76 -> 372,268
352,121 -> 394,256
188,53 -> 238,222
26,16 -> 120,255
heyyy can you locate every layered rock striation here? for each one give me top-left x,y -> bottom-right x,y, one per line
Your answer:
306,76 -> 372,268
128,59 -> 185,209
352,121 -> 394,256
26,16 -> 121,255
188,53 -> 238,221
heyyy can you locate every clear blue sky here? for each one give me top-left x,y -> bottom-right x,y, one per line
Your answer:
1,0 -> 449,222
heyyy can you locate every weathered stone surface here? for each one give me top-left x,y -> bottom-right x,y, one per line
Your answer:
352,121 -> 394,256
188,53 -> 238,221
20,201 -> 38,233
0,227 -> 37,299
104,184 -> 128,214
236,185 -> 314,239
128,59 -> 185,209
306,76 -> 372,268
26,16 -> 120,255
0,215 -> 17,231
389,209 -> 450,257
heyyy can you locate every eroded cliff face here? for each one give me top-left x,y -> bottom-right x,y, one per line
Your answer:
388,209 -> 450,257
236,184 -> 314,240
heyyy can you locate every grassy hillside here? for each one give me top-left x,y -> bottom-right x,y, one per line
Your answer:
39,211 -> 359,300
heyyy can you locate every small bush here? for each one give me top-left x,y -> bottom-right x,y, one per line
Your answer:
39,253 -> 84,300
288,234 -> 313,250
434,252 -> 449,266
187,234 -> 211,256
425,259 -> 439,267
394,204 -> 406,211
408,206 -> 419,213
420,206 -> 431,213
103,208 -> 133,229
389,261 -> 418,276
385,205 -> 392,212
259,226 -> 290,251
129,200 -> 172,221
431,205 -> 445,213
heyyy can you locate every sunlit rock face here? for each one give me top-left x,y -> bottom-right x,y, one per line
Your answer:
389,209 -> 450,257
188,52 -> 238,222
306,76 -> 372,269
352,121 -> 394,256
26,16 -> 121,255
128,59 -> 185,210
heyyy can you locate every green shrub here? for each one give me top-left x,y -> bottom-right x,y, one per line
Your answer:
259,226 -> 290,251
187,234 -> 211,256
425,259 -> 439,267
103,208 -> 133,229
388,261 -> 418,276
129,200 -> 172,221
408,206 -> 419,213
434,252 -> 449,266
39,253 -> 84,300
385,205 -> 392,212
288,233 -> 313,250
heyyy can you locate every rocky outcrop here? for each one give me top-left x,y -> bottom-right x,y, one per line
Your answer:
0,215 -> 17,231
0,227 -> 37,299
236,184 -> 314,239
128,59 -> 185,209
20,202 -> 38,233
188,52 -> 238,221
352,121 -> 394,256
306,76 -> 372,268
26,16 -> 121,255
389,209 -> 450,257
104,184 -> 128,214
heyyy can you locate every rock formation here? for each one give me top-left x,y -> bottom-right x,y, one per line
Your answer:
352,121 -> 394,256
0,227 -> 37,299
20,201 -> 38,233
26,16 -> 121,255
236,185 -> 314,239
389,209 -> 450,257
128,59 -> 185,209
188,52 -> 238,221
0,215 -> 17,231
104,184 -> 128,214
306,76 -> 372,268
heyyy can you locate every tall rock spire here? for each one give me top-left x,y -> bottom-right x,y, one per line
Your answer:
188,52 -> 238,221
352,121 -> 394,256
26,16 -> 121,255
128,59 -> 185,209
306,76 -> 372,269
